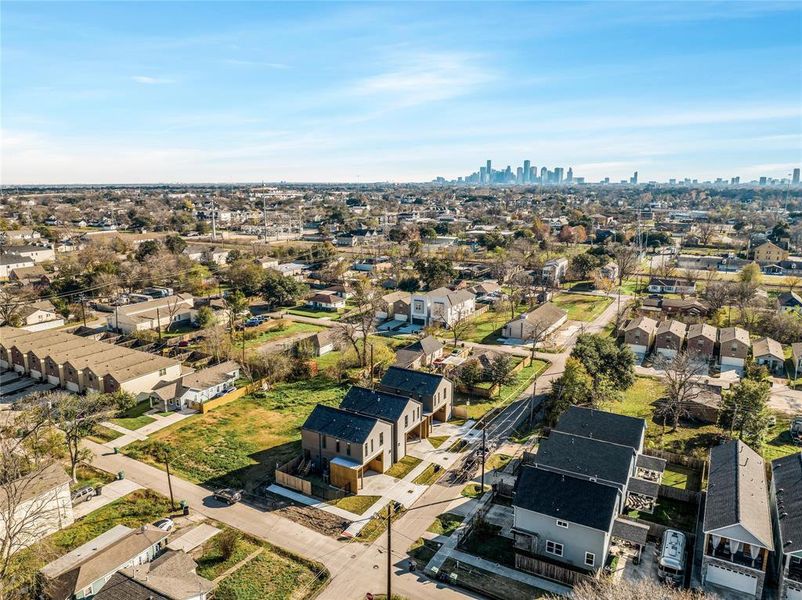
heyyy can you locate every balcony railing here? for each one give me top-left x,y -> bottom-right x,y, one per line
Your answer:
787,562 -> 802,583
706,541 -> 764,571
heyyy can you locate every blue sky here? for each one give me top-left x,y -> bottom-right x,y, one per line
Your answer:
2,1 -> 801,184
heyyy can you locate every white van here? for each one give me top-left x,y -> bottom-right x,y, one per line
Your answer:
657,529 -> 687,586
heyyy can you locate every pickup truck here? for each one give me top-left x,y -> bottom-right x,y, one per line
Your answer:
213,488 -> 243,505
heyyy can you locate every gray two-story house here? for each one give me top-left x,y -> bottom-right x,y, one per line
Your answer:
339,386 -> 424,463
701,440 -> 774,599
379,366 -> 452,423
771,453 -> 802,600
301,404 -> 392,492
511,407 -> 663,585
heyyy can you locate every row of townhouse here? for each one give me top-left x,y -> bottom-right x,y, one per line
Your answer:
0,328 -> 182,398
623,317 -> 759,372
301,367 -> 452,492
701,442 -> 802,600
512,407 -> 665,581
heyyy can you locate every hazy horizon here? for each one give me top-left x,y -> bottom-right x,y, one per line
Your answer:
2,1 -> 801,185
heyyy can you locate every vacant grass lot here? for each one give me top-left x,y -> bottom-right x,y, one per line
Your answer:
197,528 -> 329,600
461,308 -> 521,344
612,376 -> 799,461
242,321 -> 324,350
456,360 -> 548,420
286,305 -> 343,320
88,424 -> 123,443
551,292 -> 613,321
125,376 -> 347,491
110,400 -> 156,430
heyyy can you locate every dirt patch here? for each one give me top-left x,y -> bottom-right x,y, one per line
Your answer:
263,493 -> 351,538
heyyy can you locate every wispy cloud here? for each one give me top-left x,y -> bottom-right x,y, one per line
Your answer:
131,75 -> 174,85
221,59 -> 290,69
352,51 -> 493,110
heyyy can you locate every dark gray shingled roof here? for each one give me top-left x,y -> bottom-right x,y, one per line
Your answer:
771,452 -> 802,553
627,477 -> 660,498
612,517 -> 650,546
513,466 -> 620,532
380,366 -> 445,398
405,335 -> 443,356
554,405 -> 645,451
636,454 -> 667,473
93,573 -> 170,600
340,386 -> 419,423
703,440 -> 773,549
534,431 -> 635,486
302,404 -> 379,443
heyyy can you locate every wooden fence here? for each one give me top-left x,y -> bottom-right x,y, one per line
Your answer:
514,554 -> 594,587
658,484 -> 700,504
645,448 -> 706,471
198,377 -> 267,413
274,456 -> 313,495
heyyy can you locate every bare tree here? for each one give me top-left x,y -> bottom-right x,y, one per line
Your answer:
653,351 -> 706,436
558,578 -> 710,600
0,409 -> 63,595
611,243 -> 639,286
445,307 -> 473,346
35,391 -> 117,482
702,280 -> 731,313
0,286 -> 35,327
696,221 -> 716,246
338,277 -> 381,367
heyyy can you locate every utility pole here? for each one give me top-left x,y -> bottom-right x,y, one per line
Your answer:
262,195 -> 268,243
386,502 -> 392,600
156,307 -> 162,341
165,455 -> 175,510
211,198 -> 217,242
480,429 -> 486,492
79,296 -> 87,327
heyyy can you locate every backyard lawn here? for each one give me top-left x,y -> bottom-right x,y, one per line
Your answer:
110,400 -> 156,430
427,435 -> 450,449
461,308 -> 520,344
626,498 -> 698,532
88,424 -> 123,444
124,375 -> 347,491
611,376 -> 799,461
551,292 -> 613,321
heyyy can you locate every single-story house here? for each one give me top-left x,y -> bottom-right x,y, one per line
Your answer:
393,335 -> 444,369
306,293 -> 346,311
502,302 -> 567,343
752,337 -> 785,376
647,278 -> 697,295
151,360 -> 240,411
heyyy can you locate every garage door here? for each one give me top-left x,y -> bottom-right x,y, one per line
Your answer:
706,564 -> 757,595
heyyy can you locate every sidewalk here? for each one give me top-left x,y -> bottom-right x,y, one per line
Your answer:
100,408 -> 195,448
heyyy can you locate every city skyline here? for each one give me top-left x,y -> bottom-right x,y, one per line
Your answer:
2,1 -> 801,184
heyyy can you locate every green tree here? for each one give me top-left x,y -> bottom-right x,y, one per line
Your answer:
571,333 -> 635,390
196,305 -> 216,328
227,259 -> 266,296
720,379 -> 772,449
135,240 -> 162,262
740,262 -> 762,285
547,357 -> 594,423
414,257 -> 455,289
261,271 -> 308,308
487,354 -> 515,397
569,253 -> 604,280
163,234 -> 187,255
457,360 -> 483,388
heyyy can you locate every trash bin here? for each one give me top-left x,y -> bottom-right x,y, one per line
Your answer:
183,505 -> 190,516
117,470 -> 125,480
113,447 -> 119,454
95,486 -> 102,496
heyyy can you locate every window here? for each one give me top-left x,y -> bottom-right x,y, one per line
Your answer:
545,540 -> 563,557
364,443 -> 368,454
159,368 -> 167,376
405,415 -> 408,427
336,440 -> 341,453
371,439 -> 374,452
322,435 -> 327,448
346,442 -> 351,456
585,552 -> 595,567
379,432 -> 384,446
556,520 -> 568,528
